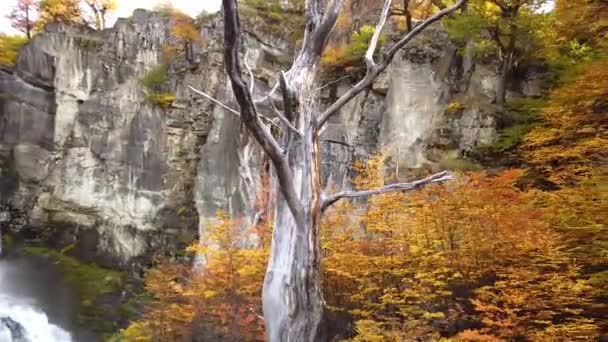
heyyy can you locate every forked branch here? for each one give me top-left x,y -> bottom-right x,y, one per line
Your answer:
222,0 -> 304,224
321,171 -> 454,212
318,0 -> 467,127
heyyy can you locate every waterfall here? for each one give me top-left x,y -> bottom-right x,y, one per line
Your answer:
0,261 -> 73,342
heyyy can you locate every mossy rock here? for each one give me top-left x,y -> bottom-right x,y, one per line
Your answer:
23,246 -> 128,336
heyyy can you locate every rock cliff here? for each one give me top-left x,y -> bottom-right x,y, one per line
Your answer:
0,9 -> 541,266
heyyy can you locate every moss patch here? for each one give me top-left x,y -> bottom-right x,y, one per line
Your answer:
476,97 -> 546,160
146,92 -> 176,108
24,246 -> 126,336
1,234 -> 15,251
438,155 -> 482,171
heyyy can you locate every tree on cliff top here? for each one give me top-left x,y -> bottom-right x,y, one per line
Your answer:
7,0 -> 36,39
83,0 -> 116,30
445,0 -> 547,106
37,0 -> 83,30
190,0 -> 466,340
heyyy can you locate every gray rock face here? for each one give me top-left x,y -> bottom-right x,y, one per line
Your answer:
0,10 -> 224,265
321,24 -> 502,183
1,12 -> 538,264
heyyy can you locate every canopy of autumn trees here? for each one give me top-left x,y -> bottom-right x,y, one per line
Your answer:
5,0 -> 117,38
122,159 -> 605,340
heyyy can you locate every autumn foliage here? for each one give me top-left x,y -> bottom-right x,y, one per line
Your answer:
522,59 -> 608,187
124,153 -> 605,340
320,156 -> 600,341
121,212 -> 267,341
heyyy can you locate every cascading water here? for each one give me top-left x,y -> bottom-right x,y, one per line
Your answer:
0,257 -> 73,342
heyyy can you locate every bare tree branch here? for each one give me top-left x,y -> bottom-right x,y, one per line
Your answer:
188,85 -> 241,116
316,75 -> 352,91
317,0 -> 467,127
365,0 -> 393,69
240,50 -> 300,135
321,171 -> 454,212
270,102 -> 303,137
253,82 -> 279,104
312,0 -> 344,55
188,85 -> 283,130
222,0 -> 305,224
244,49 -> 255,94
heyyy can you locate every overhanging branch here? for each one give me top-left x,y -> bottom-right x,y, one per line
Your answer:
321,171 -> 454,212
317,0 -> 467,127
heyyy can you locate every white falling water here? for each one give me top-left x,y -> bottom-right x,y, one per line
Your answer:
0,261 -> 73,342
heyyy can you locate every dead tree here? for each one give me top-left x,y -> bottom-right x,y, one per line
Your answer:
192,0 -> 467,340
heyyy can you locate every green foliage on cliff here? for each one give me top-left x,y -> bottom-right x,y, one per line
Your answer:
140,65 -> 170,92
0,34 -> 27,67
240,0 -> 306,48
321,25 -> 386,76
479,97 -> 545,154
140,65 -> 175,108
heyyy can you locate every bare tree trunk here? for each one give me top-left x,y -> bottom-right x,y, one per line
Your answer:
262,28 -> 331,341
211,1 -> 467,340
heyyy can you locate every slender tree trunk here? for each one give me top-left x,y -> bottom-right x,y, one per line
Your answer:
495,56 -> 509,106
25,7 -> 31,39
100,9 -> 106,30
404,0 -> 412,32
495,19 -> 517,107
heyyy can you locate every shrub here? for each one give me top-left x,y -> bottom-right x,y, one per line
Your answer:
170,10 -> 200,44
478,97 -> 545,154
140,65 -> 170,92
146,93 -> 175,108
140,65 -> 176,108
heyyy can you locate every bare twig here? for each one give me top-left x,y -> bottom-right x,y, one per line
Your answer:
316,75 -> 352,91
188,85 -> 240,116
270,103 -> 303,137
253,82 -> 280,104
244,49 -> 255,94
321,171 -> 454,212
321,139 -> 352,148
188,85 -> 283,130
